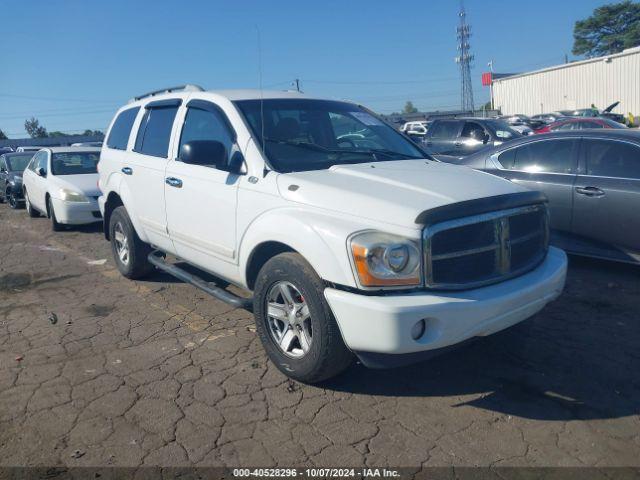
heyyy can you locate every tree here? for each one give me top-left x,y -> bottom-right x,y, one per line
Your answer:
0,129 -> 7,140
49,131 -> 70,138
573,1 -> 640,57
24,117 -> 48,138
82,129 -> 103,136
402,101 -> 418,114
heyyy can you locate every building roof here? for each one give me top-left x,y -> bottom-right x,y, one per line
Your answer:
493,46 -> 640,83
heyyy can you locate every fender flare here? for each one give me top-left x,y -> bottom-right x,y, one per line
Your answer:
104,174 -> 150,244
238,208 -> 359,289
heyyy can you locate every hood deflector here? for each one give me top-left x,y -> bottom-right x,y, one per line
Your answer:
415,191 -> 548,225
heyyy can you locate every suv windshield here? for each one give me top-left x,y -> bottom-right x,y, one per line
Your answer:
235,99 -> 425,172
485,119 -> 521,140
51,152 -> 100,175
6,153 -> 34,172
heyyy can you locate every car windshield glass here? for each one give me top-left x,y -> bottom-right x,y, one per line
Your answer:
51,152 -> 100,175
486,120 -> 521,140
235,99 -> 424,172
6,154 -> 34,172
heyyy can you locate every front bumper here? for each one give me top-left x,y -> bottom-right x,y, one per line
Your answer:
324,246 -> 567,365
50,197 -> 102,225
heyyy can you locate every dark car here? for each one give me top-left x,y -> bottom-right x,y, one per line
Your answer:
446,130 -> 640,264
423,117 -> 522,158
0,152 -> 35,208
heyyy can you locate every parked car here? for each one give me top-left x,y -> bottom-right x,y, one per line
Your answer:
535,117 -> 627,134
16,146 -> 45,152
449,130 -> 640,264
0,151 -> 35,208
499,114 -> 544,131
22,147 -> 102,230
0,147 -> 14,155
98,85 -> 566,383
401,121 -> 430,137
531,113 -> 563,124
423,117 -> 522,157
71,141 -> 103,147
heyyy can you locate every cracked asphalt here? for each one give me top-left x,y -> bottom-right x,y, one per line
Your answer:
1,204 -> 639,468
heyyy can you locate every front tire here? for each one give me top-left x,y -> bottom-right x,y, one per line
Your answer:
47,197 -> 63,231
109,206 -> 153,279
25,189 -> 39,218
7,188 -> 20,209
253,252 -> 352,383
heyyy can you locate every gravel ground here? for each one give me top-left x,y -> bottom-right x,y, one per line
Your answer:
0,204 -> 639,469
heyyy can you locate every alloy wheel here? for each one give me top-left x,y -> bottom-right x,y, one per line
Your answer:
113,222 -> 130,265
265,281 -> 313,358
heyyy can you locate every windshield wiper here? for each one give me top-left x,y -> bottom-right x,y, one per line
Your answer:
264,139 -> 422,161
363,148 -> 422,159
264,138 -> 334,153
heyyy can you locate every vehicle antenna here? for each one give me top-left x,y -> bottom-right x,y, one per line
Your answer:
255,24 -> 267,175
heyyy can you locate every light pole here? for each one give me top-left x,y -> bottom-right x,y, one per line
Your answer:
488,60 -> 494,111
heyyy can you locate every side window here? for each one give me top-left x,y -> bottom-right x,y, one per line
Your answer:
581,121 -> 603,129
430,121 -> 459,139
178,106 -> 234,161
584,139 -> 640,179
555,122 -> 574,131
135,106 -> 179,158
106,107 -> 140,150
497,148 -> 516,169
511,140 -> 576,173
460,122 -> 486,140
0,157 -> 6,172
38,152 -> 48,175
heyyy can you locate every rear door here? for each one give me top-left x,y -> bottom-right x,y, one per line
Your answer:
164,99 -> 240,272
30,150 -> 49,211
488,138 -> 579,234
424,120 -> 461,155
572,138 -> 640,253
126,99 -> 182,252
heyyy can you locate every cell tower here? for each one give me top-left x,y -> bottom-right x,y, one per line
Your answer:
455,1 -> 475,112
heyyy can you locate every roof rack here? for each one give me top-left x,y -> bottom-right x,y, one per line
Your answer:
129,84 -> 205,103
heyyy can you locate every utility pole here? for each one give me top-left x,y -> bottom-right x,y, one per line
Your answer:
455,1 -> 475,113
294,78 -> 301,92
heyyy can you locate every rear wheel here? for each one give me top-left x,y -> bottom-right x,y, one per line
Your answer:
24,189 -> 39,218
109,206 -> 153,279
47,197 -> 63,231
253,252 -> 352,383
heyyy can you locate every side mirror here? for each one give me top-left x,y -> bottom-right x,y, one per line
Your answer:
180,140 -> 227,169
482,133 -> 491,144
36,167 -> 46,177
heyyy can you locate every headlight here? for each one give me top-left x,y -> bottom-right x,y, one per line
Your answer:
349,231 -> 422,288
59,188 -> 89,203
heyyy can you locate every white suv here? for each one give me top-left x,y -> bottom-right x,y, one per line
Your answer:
98,85 -> 567,383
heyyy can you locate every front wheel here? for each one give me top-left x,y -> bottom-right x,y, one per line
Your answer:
8,189 -> 20,209
109,206 -> 153,279
253,253 -> 352,383
24,189 -> 39,217
48,197 -> 63,231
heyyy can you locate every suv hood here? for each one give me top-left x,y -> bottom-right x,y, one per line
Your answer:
277,160 -> 525,227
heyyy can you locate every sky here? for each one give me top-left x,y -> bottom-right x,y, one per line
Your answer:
0,0 -> 614,138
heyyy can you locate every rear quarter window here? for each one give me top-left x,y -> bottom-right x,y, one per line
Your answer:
106,107 -> 140,150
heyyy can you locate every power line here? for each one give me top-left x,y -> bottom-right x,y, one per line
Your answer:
0,108 -> 116,121
0,92 -> 122,104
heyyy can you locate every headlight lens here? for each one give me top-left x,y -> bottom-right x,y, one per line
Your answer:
349,231 -> 422,287
59,188 -> 89,203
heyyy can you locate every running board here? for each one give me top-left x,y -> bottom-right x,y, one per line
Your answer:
147,251 -> 253,310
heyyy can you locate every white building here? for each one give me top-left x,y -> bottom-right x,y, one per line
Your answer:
492,47 -> 640,117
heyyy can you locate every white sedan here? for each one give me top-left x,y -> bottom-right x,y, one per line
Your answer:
22,147 -> 102,231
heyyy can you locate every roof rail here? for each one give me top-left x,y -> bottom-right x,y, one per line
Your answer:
129,84 -> 205,103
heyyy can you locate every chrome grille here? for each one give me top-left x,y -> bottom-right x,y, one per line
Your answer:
423,205 -> 548,290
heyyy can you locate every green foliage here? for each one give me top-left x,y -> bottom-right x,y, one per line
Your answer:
24,117 -> 48,138
83,129 -> 103,136
48,131 -> 70,137
402,101 -> 418,114
573,1 -> 640,57
0,129 -> 7,140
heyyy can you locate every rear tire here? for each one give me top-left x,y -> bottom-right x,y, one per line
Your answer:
253,252 -> 352,383
109,206 -> 153,279
7,188 -> 20,209
25,189 -> 39,218
48,197 -> 63,232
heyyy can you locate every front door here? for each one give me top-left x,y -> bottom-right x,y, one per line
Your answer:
488,138 -> 579,234
572,138 -> 640,254
164,100 -> 240,272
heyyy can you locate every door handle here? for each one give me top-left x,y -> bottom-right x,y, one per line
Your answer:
165,177 -> 183,188
121,167 -> 133,175
575,186 -> 605,197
